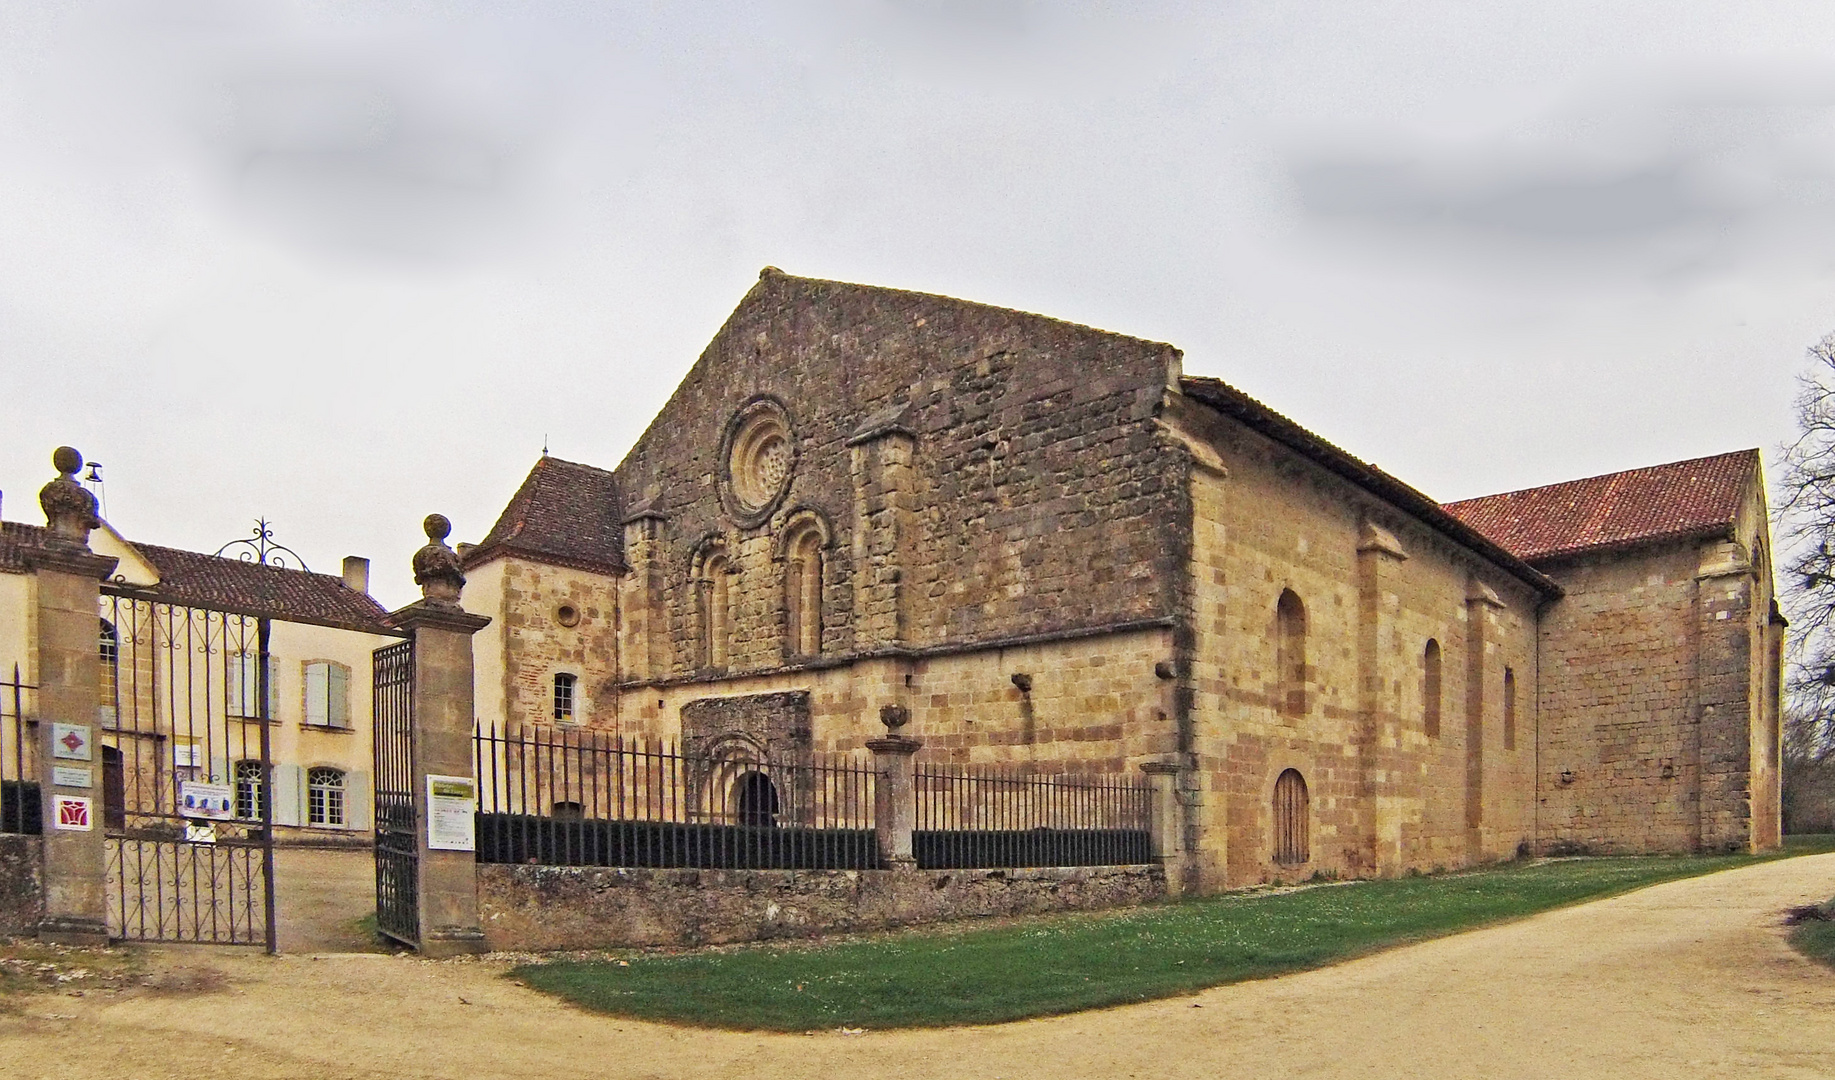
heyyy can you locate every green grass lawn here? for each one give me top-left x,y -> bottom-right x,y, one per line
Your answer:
513,836 -> 1835,1031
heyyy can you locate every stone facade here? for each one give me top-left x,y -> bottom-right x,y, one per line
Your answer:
462,270 -> 1783,899
0,836 -> 43,937
477,862 -> 1166,951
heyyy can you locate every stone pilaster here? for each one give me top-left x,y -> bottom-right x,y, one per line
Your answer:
848,420 -> 916,652
1695,540 -> 1755,852
1355,521 -> 1407,875
619,509 -> 668,684
396,514 -> 492,957
1464,578 -> 1504,859
28,447 -> 117,945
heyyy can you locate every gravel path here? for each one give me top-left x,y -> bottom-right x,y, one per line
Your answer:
4,854 -> 1833,1080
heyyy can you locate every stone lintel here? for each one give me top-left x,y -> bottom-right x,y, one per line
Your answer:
1465,578 -> 1505,609
1139,759 -> 1182,776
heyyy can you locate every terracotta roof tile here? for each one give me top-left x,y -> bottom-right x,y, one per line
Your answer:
465,456 -> 624,573
0,521 -> 393,632
1443,450 -> 1758,562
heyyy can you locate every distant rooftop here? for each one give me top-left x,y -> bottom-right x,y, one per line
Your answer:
1443,450 -> 1759,562
0,521 -> 393,633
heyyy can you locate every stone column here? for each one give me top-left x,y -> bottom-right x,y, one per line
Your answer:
1140,760 -> 1184,898
867,717 -> 921,868
394,515 -> 492,958
28,448 -> 118,945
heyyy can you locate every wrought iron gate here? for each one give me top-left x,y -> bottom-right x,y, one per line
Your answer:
372,638 -> 418,947
99,592 -> 276,948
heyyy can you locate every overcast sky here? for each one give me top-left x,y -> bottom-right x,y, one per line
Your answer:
5,1 -> 1835,610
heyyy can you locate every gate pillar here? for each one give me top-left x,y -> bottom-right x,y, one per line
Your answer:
392,514 -> 490,958
27,448 -> 118,945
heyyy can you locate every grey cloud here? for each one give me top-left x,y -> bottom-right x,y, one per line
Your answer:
1288,72 -> 1835,284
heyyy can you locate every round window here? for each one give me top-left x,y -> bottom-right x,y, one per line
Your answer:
721,399 -> 796,525
554,603 -> 581,628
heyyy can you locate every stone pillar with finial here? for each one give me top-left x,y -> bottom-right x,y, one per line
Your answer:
26,447 -> 118,944
390,514 -> 491,957
867,705 -> 921,868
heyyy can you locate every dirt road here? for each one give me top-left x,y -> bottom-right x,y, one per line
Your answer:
4,854 -> 1833,1080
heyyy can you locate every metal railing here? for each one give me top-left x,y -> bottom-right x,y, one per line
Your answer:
913,762 -> 1152,869
473,723 -> 879,871
0,665 -> 37,836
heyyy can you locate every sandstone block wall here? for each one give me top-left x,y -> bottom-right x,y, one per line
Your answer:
477,862 -> 1165,951
473,558 -> 619,730
1174,394 -> 1539,890
608,272 -> 1185,685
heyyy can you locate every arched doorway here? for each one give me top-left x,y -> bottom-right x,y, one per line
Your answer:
1273,768 -> 1309,866
734,771 -> 779,828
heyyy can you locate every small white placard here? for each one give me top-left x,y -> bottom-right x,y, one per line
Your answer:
185,821 -> 218,844
179,781 -> 234,821
51,723 -> 91,761
172,738 -> 202,768
52,766 -> 92,789
53,796 -> 92,831
426,774 -> 476,852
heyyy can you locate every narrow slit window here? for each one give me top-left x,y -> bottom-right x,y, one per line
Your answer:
1276,590 -> 1307,718
1424,640 -> 1442,738
1503,667 -> 1517,751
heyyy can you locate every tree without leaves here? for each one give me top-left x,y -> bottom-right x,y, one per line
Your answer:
1779,332 -> 1835,827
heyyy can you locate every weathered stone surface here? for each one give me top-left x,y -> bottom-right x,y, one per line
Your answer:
477,862 -> 1165,951
0,836 -> 42,936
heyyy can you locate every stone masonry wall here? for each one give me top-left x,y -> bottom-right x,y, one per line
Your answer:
0,836 -> 42,936
1535,541 -> 1706,853
615,626 -> 1177,773
1173,393 -> 1540,891
477,862 -> 1165,951
497,558 -> 619,729
609,272 -> 1185,685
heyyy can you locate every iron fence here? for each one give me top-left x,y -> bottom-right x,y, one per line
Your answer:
0,665 -> 37,835
913,762 -> 1152,869
474,723 -> 879,870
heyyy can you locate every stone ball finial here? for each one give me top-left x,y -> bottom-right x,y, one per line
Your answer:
39,445 -> 100,547
412,512 -> 465,606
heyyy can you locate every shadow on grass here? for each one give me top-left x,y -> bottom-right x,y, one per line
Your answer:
512,842 -> 1835,1031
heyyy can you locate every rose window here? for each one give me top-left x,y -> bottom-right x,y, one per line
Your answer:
724,401 -> 796,520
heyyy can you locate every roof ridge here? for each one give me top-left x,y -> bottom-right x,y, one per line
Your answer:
1445,448 -> 1759,508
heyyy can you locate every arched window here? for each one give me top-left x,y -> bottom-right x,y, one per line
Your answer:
552,672 -> 577,723
1503,667 -> 1516,751
234,760 -> 264,821
98,618 -> 118,710
307,767 -> 346,827
697,552 -> 731,671
734,771 -> 779,828
1424,640 -> 1442,738
1273,769 -> 1309,866
1276,590 -> 1307,717
783,526 -> 824,659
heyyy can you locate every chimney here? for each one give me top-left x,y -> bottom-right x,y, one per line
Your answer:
341,556 -> 370,594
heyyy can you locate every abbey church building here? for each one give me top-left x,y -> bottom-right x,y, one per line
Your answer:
458,268 -> 1783,892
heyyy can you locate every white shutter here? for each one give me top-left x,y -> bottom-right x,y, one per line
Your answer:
272,764 -> 303,827
305,663 -> 328,727
329,664 -> 350,729
345,770 -> 370,830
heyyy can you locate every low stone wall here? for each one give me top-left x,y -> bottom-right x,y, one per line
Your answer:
478,862 -> 1166,951
0,835 -> 42,937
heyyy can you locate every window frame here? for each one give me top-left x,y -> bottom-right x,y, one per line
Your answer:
552,672 -> 578,723
302,660 -> 353,730
307,766 -> 346,827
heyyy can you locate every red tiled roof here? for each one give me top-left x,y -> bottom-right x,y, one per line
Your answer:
1443,450 -> 1758,562
0,522 -> 393,633
464,456 -> 624,574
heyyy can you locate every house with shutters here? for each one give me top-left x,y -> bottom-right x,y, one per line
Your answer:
0,504 -> 395,844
